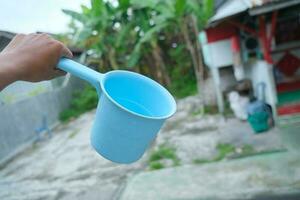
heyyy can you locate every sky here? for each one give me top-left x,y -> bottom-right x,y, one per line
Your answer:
0,0 -> 88,34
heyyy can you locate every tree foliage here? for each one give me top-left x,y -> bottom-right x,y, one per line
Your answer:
63,0 -> 214,97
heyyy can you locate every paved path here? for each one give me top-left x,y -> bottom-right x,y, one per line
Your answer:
0,111 -> 146,200
120,152 -> 300,200
0,95 -> 285,200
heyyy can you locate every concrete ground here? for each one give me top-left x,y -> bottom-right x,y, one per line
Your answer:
0,111 -> 147,200
120,152 -> 300,200
0,95 -> 293,200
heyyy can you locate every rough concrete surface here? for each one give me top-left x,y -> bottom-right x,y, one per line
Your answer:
0,111 -> 146,200
0,95 -> 289,200
120,152 -> 300,200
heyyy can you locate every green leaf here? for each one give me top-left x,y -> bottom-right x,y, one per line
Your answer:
152,14 -> 168,25
62,9 -> 87,23
127,47 -> 141,67
115,23 -> 132,48
128,22 -> 166,67
119,0 -> 130,10
140,23 -> 166,44
91,0 -> 103,16
130,0 -> 159,9
155,3 -> 175,19
186,0 -> 201,13
203,0 -> 214,21
74,27 -> 93,42
81,5 -> 90,15
175,0 -> 186,16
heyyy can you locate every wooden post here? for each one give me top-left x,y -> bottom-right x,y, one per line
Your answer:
259,12 -> 277,64
211,68 -> 224,113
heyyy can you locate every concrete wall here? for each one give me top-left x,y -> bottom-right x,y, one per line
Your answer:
244,60 -> 278,116
203,68 -> 237,106
0,76 -> 85,163
200,32 -> 234,68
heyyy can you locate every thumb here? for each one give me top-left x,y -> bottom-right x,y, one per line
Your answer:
59,42 -> 73,58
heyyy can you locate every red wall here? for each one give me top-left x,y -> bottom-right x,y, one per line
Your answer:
206,24 -> 237,43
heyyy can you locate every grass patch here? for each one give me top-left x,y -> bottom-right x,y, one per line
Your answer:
192,105 -> 219,116
191,102 -> 233,117
193,143 -> 256,165
149,145 -> 178,162
192,108 -> 203,116
68,129 -> 79,139
241,144 -> 255,155
192,158 -> 212,164
224,101 -> 234,117
204,105 -> 219,115
148,144 -> 180,170
149,161 -> 165,170
214,143 -> 235,161
59,85 -> 98,122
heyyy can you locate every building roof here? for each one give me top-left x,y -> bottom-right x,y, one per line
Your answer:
0,31 -> 16,52
249,0 -> 300,15
0,30 -> 83,55
209,0 -> 300,24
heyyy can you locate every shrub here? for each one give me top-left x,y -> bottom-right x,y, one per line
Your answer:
59,85 -> 98,122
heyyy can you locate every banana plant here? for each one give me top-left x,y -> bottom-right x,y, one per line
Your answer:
128,0 -> 213,87
135,0 -> 212,92
63,0 -> 132,70
63,0 -> 214,93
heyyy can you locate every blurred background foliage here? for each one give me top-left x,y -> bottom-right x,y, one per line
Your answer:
59,85 -> 98,122
62,0 -> 214,94
60,0 -> 213,121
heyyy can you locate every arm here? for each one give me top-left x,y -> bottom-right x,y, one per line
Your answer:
0,33 -> 73,91
0,53 -> 18,91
